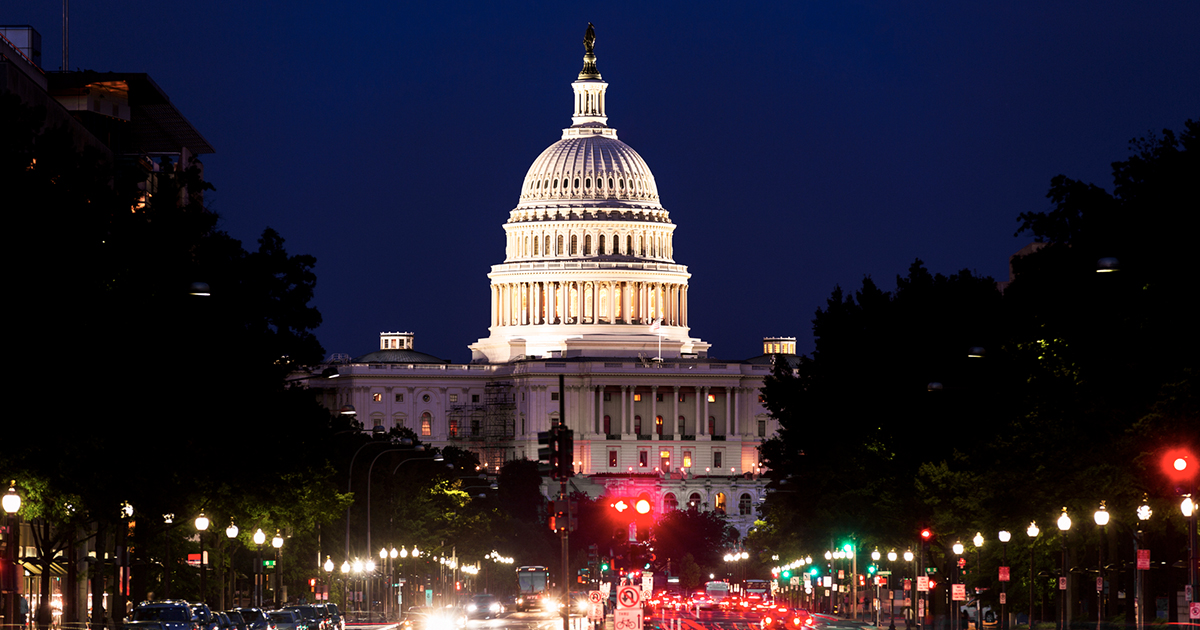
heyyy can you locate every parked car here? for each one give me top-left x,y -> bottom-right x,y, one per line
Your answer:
127,600 -> 197,630
191,603 -> 219,630
284,604 -> 325,630
224,610 -> 248,630
214,611 -> 237,630
315,603 -> 344,630
235,608 -> 271,630
268,610 -> 303,630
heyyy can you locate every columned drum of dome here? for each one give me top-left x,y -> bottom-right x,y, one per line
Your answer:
470,27 -> 709,363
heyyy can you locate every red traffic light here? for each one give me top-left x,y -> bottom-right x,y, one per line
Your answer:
1161,447 -> 1197,484
920,528 -> 933,541
612,499 -> 630,513
635,499 -> 651,514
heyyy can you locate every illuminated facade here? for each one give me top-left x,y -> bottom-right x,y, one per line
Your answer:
308,32 -> 792,539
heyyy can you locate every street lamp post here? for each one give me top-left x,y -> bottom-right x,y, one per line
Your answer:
272,530 -> 284,607
904,548 -> 915,630
973,532 -> 984,629
872,548 -> 882,628
253,528 -> 266,607
887,550 -> 899,630
224,521 -> 238,608
323,556 -> 334,606
1134,500 -> 1151,630
1183,494 -> 1198,623
1056,509 -> 1071,630
195,514 -> 210,603
953,542 -> 965,630
998,530 -> 1011,630
340,560 -> 350,612
1026,522 -> 1039,630
4,483 -> 21,630
365,559 -> 376,622
1092,503 -> 1108,630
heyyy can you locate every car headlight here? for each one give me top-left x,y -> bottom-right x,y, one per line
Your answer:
489,604 -> 500,613
467,605 -> 476,612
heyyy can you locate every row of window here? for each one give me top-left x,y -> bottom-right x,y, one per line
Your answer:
371,392 -> 480,404
512,231 -> 670,259
607,447 -> 725,471
528,175 -> 647,195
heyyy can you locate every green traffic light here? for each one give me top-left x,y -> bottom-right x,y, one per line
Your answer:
781,570 -> 791,579
868,565 -> 877,574
809,568 -> 819,576
601,563 -> 609,571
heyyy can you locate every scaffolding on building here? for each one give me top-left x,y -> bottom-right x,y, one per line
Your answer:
447,381 -> 515,471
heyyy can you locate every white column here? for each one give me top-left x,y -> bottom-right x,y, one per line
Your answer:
491,285 -> 498,327
549,281 -> 557,324
588,385 -> 596,433
702,386 -> 710,435
620,386 -> 628,434
576,280 -> 584,324
672,386 -> 680,436
724,388 -> 732,436
650,386 -> 658,435
694,388 -> 703,435
732,388 -> 740,436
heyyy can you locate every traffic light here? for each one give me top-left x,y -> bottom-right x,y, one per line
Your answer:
858,574 -> 866,587
558,428 -> 575,479
537,427 -> 560,478
1160,447 -> 1197,489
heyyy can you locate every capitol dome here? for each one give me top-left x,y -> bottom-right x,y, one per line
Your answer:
518,133 -> 661,209
469,25 -> 710,364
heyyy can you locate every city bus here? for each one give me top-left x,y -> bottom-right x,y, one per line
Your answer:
516,566 -> 551,612
743,579 -> 772,608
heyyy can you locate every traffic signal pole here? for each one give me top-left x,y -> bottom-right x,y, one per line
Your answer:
560,374 -> 570,630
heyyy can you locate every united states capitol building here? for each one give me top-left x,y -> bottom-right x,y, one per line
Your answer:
306,28 -> 797,539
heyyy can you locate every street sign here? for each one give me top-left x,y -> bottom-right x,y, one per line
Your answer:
999,566 -> 1010,582
615,608 -> 642,630
952,584 -> 966,601
1096,577 -> 1103,592
1000,593 -> 1007,605
589,602 -> 603,621
790,577 -> 799,586
589,591 -> 603,604
1058,577 -> 1067,590
1190,602 -> 1199,620
878,570 -> 892,575
617,585 -> 642,609
1137,549 -> 1150,570
917,576 -> 929,592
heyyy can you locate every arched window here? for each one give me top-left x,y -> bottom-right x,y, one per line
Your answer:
627,235 -> 633,254
563,178 -> 569,189
544,235 -> 550,255
584,234 -> 591,255
553,179 -> 558,189
739,493 -> 753,516
585,178 -> 591,189
678,415 -> 686,435
570,235 -> 578,255
533,236 -> 539,255
603,415 -> 611,435
599,234 -> 606,255
619,179 -> 625,190
448,417 -> 459,438
708,416 -> 717,435
574,178 -> 580,188
655,415 -> 664,435
557,235 -> 563,255
639,236 -> 645,256
420,412 -> 432,437
663,493 -> 678,511
633,415 -> 642,435
608,177 -> 614,189
687,492 -> 702,511
714,492 -> 727,514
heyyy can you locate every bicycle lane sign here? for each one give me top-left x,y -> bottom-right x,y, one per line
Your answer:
615,609 -> 642,630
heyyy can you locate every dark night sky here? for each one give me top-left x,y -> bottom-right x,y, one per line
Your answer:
9,2 -> 1198,363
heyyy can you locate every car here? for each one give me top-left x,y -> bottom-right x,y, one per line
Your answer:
191,603 -> 220,630
314,603 -> 344,630
466,594 -> 505,619
268,610 -> 302,630
224,610 -> 248,630
406,605 -> 467,630
283,605 -> 325,630
760,608 -> 813,630
235,608 -> 271,630
214,612 -> 237,630
127,600 -> 198,630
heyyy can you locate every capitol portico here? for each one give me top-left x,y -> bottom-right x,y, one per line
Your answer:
306,26 -> 791,539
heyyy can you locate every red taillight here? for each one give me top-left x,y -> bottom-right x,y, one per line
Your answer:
792,618 -> 802,626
